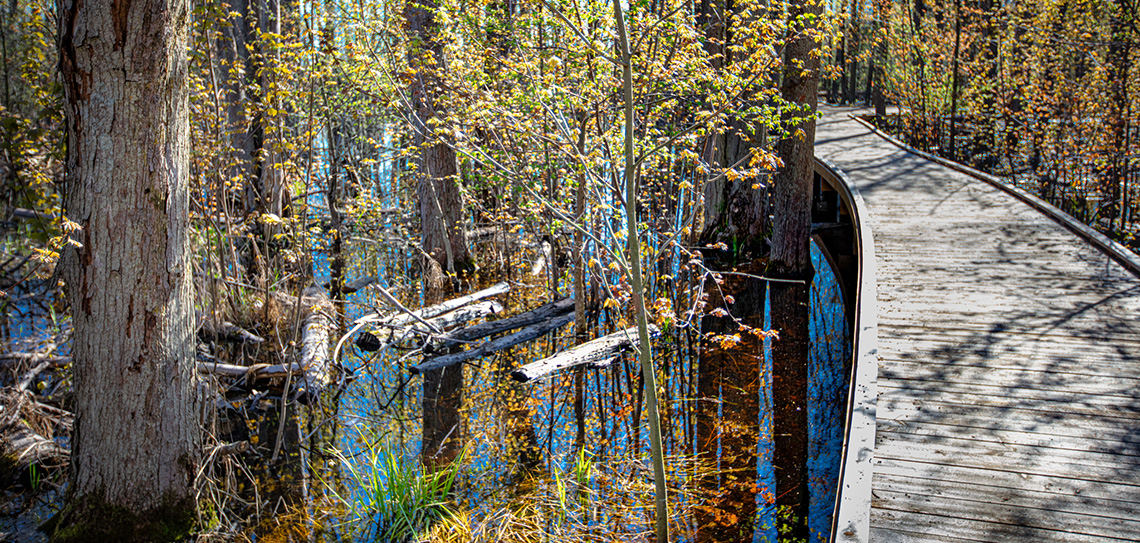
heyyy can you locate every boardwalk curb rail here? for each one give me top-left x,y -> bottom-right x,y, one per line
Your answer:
849,115 -> 1140,278
815,157 -> 879,543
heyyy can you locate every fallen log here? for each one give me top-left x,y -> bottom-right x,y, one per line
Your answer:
332,282 -> 511,365
293,286 -> 334,403
374,300 -> 503,345
356,282 -> 510,329
411,312 -> 575,375
511,324 -> 661,383
425,297 -> 574,354
198,319 -> 265,344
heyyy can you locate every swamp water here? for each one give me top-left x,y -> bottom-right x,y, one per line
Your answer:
213,233 -> 852,543
0,231 -> 850,543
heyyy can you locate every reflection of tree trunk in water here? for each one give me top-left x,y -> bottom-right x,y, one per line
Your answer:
497,350 -> 542,475
770,280 -> 811,542
696,263 -> 764,543
422,361 -> 463,469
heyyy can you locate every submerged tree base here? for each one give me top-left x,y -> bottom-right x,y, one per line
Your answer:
44,495 -> 195,543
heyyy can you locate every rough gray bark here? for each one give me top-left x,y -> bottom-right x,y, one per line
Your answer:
771,2 -> 821,275
405,0 -> 471,275
56,0 -> 198,536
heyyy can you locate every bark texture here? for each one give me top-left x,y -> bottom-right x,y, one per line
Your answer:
770,5 -> 820,275
56,0 -> 197,536
698,0 -> 768,250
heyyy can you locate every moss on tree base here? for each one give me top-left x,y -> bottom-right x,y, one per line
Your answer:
46,494 -> 195,543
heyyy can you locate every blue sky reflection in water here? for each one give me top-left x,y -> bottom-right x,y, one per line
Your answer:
321,238 -> 850,543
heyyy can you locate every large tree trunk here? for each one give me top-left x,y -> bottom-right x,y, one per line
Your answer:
55,0 -> 198,538
406,0 -> 471,278
770,0 -> 821,539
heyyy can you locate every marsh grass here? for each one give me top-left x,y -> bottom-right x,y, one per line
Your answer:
327,437 -> 463,542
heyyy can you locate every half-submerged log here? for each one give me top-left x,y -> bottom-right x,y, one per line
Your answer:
411,313 -> 575,374
376,300 -> 503,345
511,324 -> 661,383
332,282 -> 511,364
425,297 -> 574,354
358,282 -> 510,329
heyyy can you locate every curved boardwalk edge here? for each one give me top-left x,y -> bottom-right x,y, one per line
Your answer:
848,115 -> 1140,278
815,158 -> 879,543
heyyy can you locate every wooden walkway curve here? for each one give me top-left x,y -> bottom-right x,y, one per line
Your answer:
816,106 -> 1140,543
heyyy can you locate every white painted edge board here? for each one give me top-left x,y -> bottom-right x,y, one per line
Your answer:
848,114 -> 1140,280
816,157 -> 880,543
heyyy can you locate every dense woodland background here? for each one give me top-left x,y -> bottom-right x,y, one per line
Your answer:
0,0 -> 1138,541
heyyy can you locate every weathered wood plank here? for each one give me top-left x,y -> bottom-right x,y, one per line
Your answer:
873,490 -> 1140,541
875,473 -> 1140,522
873,458 -> 1140,505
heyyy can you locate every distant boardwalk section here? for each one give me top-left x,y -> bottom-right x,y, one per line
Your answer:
817,106 -> 1140,543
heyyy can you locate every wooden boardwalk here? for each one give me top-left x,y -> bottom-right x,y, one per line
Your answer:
815,106 -> 1140,543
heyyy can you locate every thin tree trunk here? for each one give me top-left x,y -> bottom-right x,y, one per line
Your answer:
613,0 -> 667,538
55,0 -> 198,537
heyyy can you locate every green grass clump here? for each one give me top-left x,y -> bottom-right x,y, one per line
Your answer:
329,438 -> 463,542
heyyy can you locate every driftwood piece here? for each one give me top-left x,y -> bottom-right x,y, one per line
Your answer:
332,282 -> 511,365
411,313 -> 575,375
511,324 -> 661,383
375,300 -> 504,345
426,297 -> 574,354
